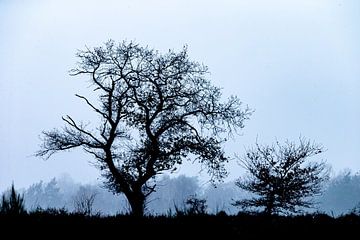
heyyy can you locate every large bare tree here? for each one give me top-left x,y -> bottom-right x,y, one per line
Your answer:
37,40 -> 251,216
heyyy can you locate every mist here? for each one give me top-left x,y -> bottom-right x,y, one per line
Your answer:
0,172 -> 353,216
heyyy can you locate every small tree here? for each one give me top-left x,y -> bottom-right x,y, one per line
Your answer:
185,195 -> 207,215
1,183 -> 26,215
73,186 -> 97,216
36,40 -> 252,216
233,138 -> 329,215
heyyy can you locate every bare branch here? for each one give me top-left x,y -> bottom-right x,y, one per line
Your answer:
75,94 -> 111,122
62,115 -> 103,146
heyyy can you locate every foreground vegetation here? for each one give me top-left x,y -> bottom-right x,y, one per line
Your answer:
1,179 -> 359,237
1,211 -> 359,238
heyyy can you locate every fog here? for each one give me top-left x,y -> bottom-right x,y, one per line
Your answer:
0,173 -> 356,216
1,0 -> 360,192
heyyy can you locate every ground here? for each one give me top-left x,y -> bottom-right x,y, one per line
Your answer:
1,212 -> 359,238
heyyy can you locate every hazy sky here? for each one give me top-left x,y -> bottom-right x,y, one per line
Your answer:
1,0 -> 359,190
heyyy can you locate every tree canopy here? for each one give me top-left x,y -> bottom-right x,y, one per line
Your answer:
234,138 -> 329,215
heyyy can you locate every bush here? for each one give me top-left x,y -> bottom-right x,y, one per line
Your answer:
0,183 -> 26,215
185,195 -> 207,215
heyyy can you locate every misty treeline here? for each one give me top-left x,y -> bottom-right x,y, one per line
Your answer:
2,171 -> 359,216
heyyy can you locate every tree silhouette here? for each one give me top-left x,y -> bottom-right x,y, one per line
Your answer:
1,183 -> 26,215
233,138 -> 329,215
185,195 -> 207,215
36,40 -> 251,216
73,186 -> 97,216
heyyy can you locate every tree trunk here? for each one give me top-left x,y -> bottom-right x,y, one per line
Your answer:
265,193 -> 275,216
127,191 -> 146,217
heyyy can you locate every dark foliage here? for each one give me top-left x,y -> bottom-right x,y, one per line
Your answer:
0,183 -> 26,215
36,40 -> 251,216
234,138 -> 329,215
173,195 -> 208,216
185,195 -> 207,215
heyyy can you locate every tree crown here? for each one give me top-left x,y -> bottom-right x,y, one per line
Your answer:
234,138 -> 329,215
37,40 -> 252,202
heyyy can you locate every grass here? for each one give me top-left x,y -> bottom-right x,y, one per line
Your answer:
1,211 -> 360,238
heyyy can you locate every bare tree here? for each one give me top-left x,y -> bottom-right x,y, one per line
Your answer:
36,40 -> 252,216
233,138 -> 329,215
73,186 -> 97,216
185,195 -> 207,215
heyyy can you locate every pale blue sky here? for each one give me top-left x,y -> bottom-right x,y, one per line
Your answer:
0,0 -> 359,189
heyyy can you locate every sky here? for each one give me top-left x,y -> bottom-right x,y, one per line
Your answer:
0,0 -> 359,190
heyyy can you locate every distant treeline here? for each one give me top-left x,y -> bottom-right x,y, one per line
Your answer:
2,170 -> 360,216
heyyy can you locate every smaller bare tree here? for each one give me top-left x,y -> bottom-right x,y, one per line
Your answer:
185,195 -> 207,215
233,138 -> 329,215
73,186 -> 97,216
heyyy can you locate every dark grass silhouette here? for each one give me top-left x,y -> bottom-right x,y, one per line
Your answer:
1,210 -> 359,238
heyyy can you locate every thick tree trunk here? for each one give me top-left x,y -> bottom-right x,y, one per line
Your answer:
126,191 -> 146,217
